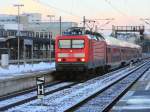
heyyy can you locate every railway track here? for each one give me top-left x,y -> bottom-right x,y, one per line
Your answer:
0,81 -> 60,101
73,61 -> 150,112
0,61 -> 130,111
6,60 -> 150,112
0,81 -> 78,111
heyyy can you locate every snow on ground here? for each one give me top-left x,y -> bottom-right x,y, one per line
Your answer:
0,82 -> 72,109
0,62 -> 55,79
7,62 -> 147,112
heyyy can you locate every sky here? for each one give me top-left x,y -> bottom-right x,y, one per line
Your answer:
0,0 -> 150,29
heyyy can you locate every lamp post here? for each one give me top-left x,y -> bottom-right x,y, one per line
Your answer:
47,15 -> 55,22
47,15 -> 55,62
59,16 -> 62,36
14,4 -> 24,67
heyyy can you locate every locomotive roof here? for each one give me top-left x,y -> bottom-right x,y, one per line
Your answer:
104,36 -> 141,49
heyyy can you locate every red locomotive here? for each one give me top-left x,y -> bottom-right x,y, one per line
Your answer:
55,27 -> 142,72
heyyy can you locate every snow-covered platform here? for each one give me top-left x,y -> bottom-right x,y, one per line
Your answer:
0,62 -> 55,97
111,67 -> 150,112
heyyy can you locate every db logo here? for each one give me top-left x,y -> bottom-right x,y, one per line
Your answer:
68,53 -> 74,57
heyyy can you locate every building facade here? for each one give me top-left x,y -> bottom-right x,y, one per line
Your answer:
0,29 -> 52,60
24,22 -> 78,39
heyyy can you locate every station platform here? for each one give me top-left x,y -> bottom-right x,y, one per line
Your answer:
111,68 -> 150,112
0,62 -> 55,97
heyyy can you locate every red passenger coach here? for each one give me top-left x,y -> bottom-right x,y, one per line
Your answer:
104,36 -> 142,68
55,27 -> 106,71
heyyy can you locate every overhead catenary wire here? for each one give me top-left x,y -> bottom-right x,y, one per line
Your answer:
32,0 -> 117,32
33,1 -> 115,21
104,0 -> 137,25
32,0 -> 82,20
98,21 -> 111,28
104,0 -> 127,16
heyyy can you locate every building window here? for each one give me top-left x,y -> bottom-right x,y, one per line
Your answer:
40,32 -> 43,38
44,32 -> 48,38
36,32 -> 39,37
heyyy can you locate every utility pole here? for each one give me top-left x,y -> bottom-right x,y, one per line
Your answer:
47,15 -> 55,62
47,15 -> 55,22
83,16 -> 97,32
14,4 -> 24,67
83,16 -> 86,34
49,32 -> 52,62
59,16 -> 62,36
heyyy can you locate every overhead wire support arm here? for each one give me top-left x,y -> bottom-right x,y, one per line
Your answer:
82,16 -> 97,32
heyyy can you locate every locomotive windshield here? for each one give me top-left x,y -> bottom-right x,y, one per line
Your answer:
59,39 -> 84,48
59,40 -> 71,48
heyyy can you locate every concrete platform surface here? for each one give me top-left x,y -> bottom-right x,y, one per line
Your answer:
0,70 -> 54,97
111,68 -> 150,112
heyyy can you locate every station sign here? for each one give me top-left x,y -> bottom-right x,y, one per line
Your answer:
36,76 -> 45,99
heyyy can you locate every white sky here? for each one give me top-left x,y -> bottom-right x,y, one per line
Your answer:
0,0 -> 150,31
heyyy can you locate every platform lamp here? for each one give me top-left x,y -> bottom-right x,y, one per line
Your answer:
13,4 -> 24,67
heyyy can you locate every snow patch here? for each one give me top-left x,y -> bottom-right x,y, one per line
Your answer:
0,62 -> 55,79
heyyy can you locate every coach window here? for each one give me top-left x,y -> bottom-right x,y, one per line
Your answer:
59,40 -> 71,48
72,40 -> 84,48
40,32 -> 44,38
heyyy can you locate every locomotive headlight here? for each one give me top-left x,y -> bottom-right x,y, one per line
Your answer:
58,58 -> 62,62
81,58 -> 85,62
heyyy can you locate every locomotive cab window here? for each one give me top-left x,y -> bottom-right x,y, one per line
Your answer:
72,40 -> 84,48
59,40 -> 71,48
58,39 -> 84,48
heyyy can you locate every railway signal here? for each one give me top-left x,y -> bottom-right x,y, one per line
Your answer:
36,76 -> 45,99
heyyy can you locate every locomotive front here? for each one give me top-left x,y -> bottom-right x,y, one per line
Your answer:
55,27 -> 89,71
